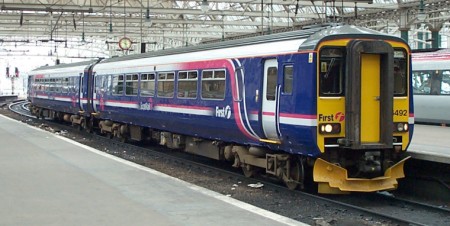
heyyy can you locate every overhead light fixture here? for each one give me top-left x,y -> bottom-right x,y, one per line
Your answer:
81,13 -> 85,42
417,0 -> 427,22
201,0 -> 209,13
109,0 -> 113,33
145,0 -> 152,27
73,13 -> 76,30
19,11 -> 23,26
145,8 -> 152,27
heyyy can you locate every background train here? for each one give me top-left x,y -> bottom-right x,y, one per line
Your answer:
27,25 -> 413,194
412,49 -> 450,125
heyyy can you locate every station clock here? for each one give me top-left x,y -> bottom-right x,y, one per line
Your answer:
118,37 -> 132,50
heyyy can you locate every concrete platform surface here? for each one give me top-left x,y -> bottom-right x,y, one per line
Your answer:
0,115 -> 307,226
409,124 -> 450,164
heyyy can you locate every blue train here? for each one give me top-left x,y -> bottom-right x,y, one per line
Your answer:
27,25 -> 413,194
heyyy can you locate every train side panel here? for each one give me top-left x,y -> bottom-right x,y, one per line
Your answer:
277,52 -> 318,155
28,63 -> 92,118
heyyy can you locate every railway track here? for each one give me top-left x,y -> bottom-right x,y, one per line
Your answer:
8,99 -> 34,117
325,192 -> 449,226
5,100 -> 449,226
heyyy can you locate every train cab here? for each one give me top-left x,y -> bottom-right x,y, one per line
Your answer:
308,26 -> 413,193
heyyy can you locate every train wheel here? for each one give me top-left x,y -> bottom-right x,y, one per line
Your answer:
82,118 -> 93,133
81,120 -> 88,132
284,159 -> 303,190
37,109 -> 43,119
73,123 -> 82,131
242,164 -> 256,178
119,135 -> 127,143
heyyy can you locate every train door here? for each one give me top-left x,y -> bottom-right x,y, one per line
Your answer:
79,72 -> 84,111
27,75 -> 33,101
346,40 -> 393,149
360,54 -> 380,142
262,59 -> 280,140
86,70 -> 96,114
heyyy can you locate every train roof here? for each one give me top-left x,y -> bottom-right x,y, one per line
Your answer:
299,25 -> 407,50
29,24 -> 409,75
98,24 -> 407,65
412,48 -> 450,60
99,26 -> 326,64
29,59 -> 100,75
412,48 -> 450,70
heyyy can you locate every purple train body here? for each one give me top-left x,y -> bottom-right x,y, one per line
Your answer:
28,25 -> 413,194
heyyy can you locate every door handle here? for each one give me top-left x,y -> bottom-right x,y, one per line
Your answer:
255,89 -> 259,102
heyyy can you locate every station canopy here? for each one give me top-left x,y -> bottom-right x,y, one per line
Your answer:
0,0 -> 449,58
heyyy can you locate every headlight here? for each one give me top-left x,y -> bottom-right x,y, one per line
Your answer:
394,122 -> 409,132
397,123 -> 404,132
319,123 -> 341,134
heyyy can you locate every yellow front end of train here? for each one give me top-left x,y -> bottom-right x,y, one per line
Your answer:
313,39 -> 412,194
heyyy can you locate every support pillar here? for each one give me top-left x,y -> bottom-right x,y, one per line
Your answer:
426,20 -> 443,49
398,10 -> 411,43
418,31 -> 424,49
399,28 -> 409,42
429,28 -> 441,49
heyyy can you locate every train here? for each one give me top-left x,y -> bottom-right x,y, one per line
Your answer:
27,24 -> 413,194
412,49 -> 450,125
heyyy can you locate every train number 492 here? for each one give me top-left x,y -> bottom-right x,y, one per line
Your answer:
393,110 -> 407,116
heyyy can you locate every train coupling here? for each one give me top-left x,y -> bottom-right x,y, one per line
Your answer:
313,156 -> 411,194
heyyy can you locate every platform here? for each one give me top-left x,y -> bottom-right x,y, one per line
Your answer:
0,115 -> 307,226
409,124 -> 450,164
0,95 -> 18,107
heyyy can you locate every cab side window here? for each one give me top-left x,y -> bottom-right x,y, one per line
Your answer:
394,49 -> 407,96
283,65 -> 293,94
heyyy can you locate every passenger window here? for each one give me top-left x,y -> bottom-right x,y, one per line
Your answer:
113,75 -> 124,95
95,76 -> 102,93
178,71 -> 198,99
319,47 -> 345,96
428,70 -> 443,95
125,74 -> 139,96
49,78 -> 55,92
140,73 -> 155,97
442,70 -> 450,95
157,72 -> 175,98
266,67 -> 278,100
201,70 -> 226,100
394,49 -> 407,96
69,77 -> 74,92
62,78 -> 69,93
45,78 -> 50,92
413,71 -> 432,95
283,65 -> 293,94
